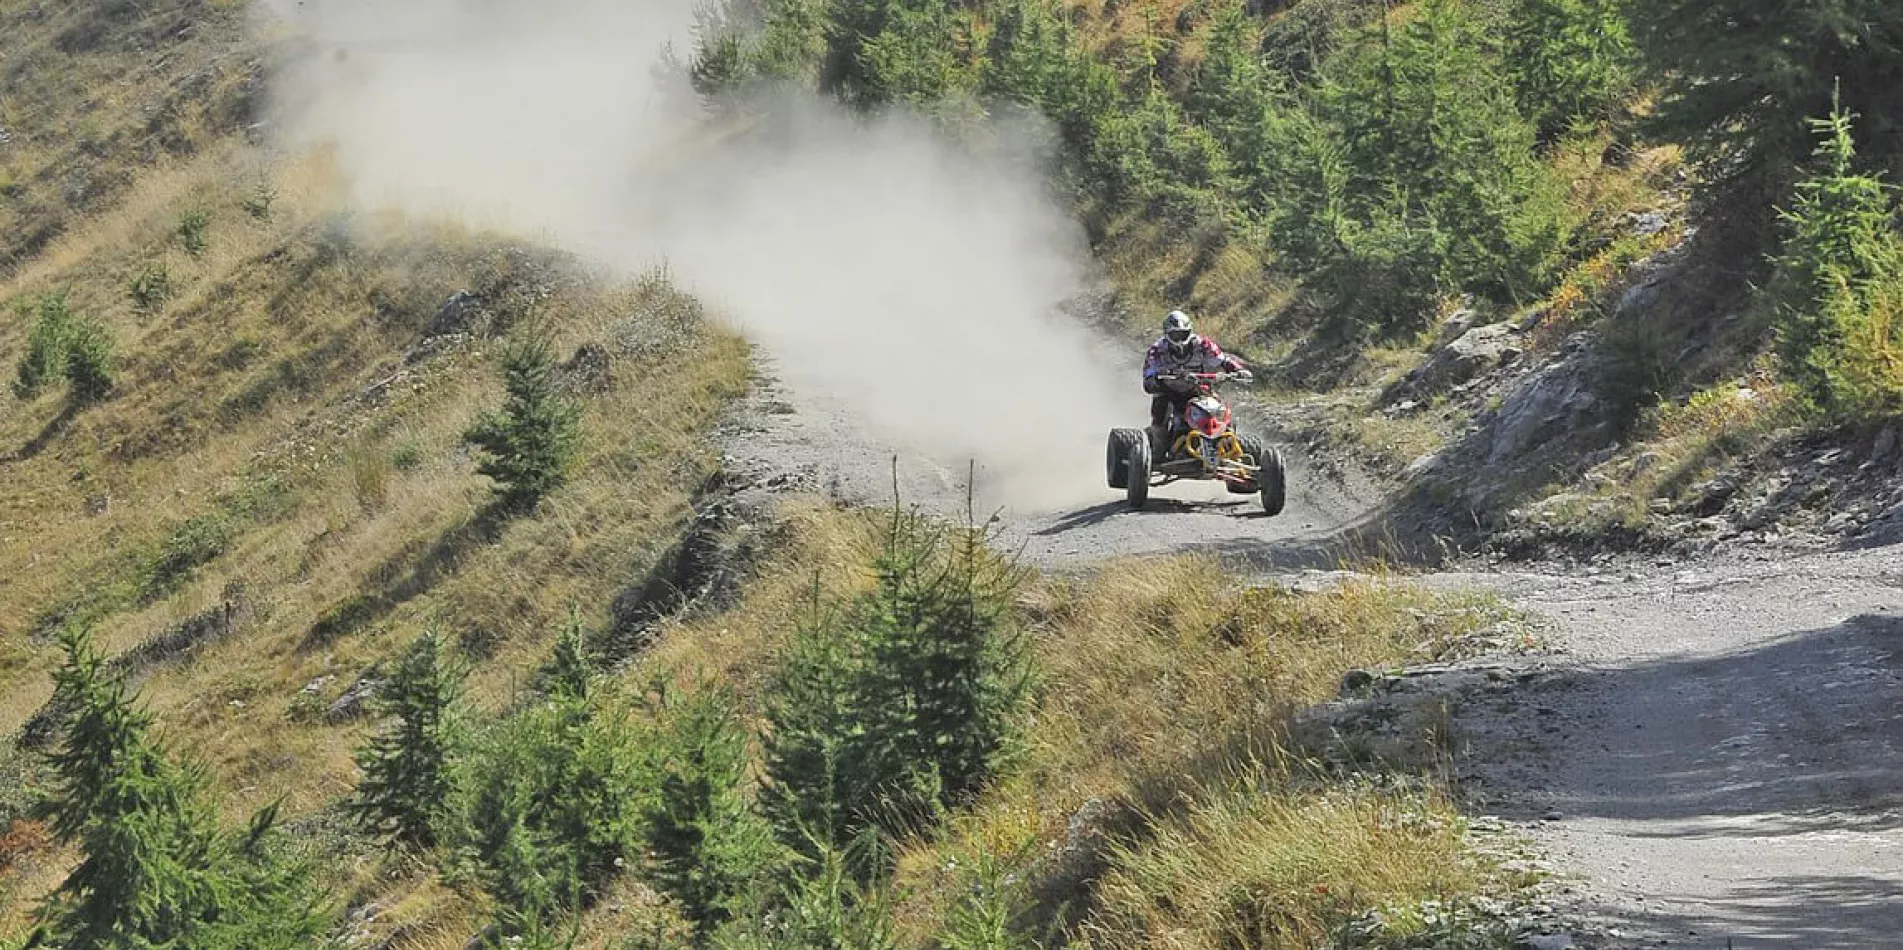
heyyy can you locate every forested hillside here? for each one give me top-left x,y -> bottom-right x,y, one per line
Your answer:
690,0 -> 1901,352
690,0 -> 1903,547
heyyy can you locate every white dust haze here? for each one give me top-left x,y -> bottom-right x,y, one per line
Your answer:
256,0 -> 1141,513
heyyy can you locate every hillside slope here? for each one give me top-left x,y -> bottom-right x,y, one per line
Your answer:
5,0 -> 1902,948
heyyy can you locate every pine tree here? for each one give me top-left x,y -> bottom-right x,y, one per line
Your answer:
709,833 -> 900,950
855,517 -> 1028,810
352,630 -> 465,849
461,667 -> 651,933
645,685 -> 782,934
761,508 -> 1030,855
464,334 -> 582,511
545,608 -> 596,704
11,293 -> 115,403
1773,96 -> 1903,416
860,2 -> 976,108
12,294 -> 71,400
751,0 -> 831,83
1503,0 -> 1636,141
1187,0 -> 1286,217
1623,0 -> 1903,192
1305,0 -> 1571,324
63,315 -> 118,404
759,592 -> 860,851
30,629 -> 327,950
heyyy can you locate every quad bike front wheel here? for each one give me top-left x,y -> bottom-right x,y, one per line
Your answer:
1257,444 -> 1286,516
1236,435 -> 1287,516
1110,427 -> 1151,510
1106,429 -> 1133,489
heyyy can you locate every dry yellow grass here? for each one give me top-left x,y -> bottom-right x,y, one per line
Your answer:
0,135 -> 752,938
1011,557 -> 1516,811
638,499 -> 891,695
1078,765 -> 1483,950
875,553 -> 1532,947
608,503 -> 1531,948
1097,208 -> 1294,353
0,0 -> 253,275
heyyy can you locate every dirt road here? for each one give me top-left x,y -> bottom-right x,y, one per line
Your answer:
725,361 -> 1386,571
1444,552 -> 1903,949
729,354 -> 1903,949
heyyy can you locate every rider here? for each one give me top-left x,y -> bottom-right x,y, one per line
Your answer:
1143,310 -> 1249,433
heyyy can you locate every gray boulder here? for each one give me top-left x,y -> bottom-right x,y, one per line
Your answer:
1393,322 -> 1524,400
1484,345 -> 1600,467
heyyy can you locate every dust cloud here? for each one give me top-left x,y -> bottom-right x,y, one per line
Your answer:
256,0 -> 1145,514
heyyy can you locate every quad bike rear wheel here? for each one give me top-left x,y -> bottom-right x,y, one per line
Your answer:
1227,434 -> 1260,495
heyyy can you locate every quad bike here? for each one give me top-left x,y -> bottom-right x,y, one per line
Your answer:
1105,371 -> 1286,514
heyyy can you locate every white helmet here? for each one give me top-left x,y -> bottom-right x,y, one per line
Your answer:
1164,310 -> 1195,356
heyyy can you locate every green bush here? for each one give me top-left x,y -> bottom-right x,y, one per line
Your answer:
1503,0 -> 1637,141
242,178 -> 278,221
464,334 -> 583,511
12,294 -> 71,399
351,631 -> 467,849
391,439 -> 425,472
12,293 -> 116,402
459,668 -> 653,931
693,0 -> 835,96
63,318 -> 118,404
761,509 -> 1031,854
933,845 -> 1042,950
1772,99 -> 1903,419
177,209 -> 209,256
128,262 -> 173,314
1302,0 -> 1573,326
543,610 -> 596,703
1187,1 -> 1292,215
860,2 -> 980,108
753,0 -> 830,82
710,835 -> 900,950
1088,85 -> 1235,216
981,0 -> 1119,155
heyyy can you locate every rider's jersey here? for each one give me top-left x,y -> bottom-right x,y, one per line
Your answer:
1143,334 -> 1244,386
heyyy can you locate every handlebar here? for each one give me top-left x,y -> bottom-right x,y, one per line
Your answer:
1156,370 -> 1253,382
